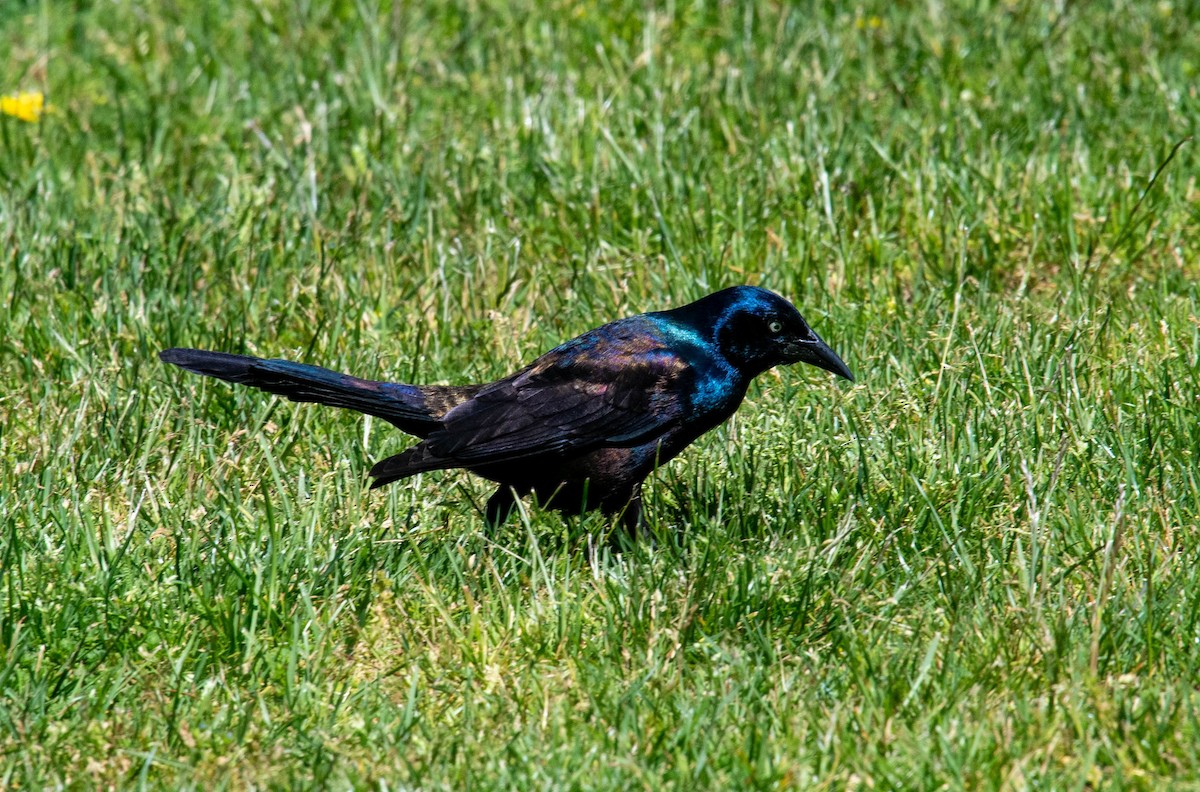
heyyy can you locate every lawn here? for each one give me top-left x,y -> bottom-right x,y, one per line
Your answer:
2,0 -> 1199,788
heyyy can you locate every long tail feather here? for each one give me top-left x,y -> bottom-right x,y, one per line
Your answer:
161,348 -> 446,435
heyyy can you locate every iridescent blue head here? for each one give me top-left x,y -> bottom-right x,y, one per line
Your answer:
662,286 -> 854,381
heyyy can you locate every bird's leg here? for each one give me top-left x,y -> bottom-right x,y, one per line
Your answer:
602,483 -> 645,539
621,491 -> 643,535
485,485 -> 527,529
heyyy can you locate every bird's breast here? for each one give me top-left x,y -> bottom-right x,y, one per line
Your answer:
686,364 -> 746,418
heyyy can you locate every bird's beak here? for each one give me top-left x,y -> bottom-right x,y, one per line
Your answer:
789,330 -> 855,382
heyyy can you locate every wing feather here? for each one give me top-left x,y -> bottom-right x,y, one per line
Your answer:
418,318 -> 692,467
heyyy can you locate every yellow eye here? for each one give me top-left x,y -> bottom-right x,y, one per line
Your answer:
768,320 -> 783,334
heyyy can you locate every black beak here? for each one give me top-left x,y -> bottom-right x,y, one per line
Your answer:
790,330 -> 854,382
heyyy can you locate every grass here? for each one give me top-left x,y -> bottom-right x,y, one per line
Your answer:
2,0 -> 1199,787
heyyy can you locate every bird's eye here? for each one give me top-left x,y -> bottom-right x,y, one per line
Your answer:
768,320 -> 783,334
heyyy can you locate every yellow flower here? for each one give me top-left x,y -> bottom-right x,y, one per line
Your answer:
1,91 -> 45,122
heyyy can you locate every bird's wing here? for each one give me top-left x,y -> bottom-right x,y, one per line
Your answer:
421,321 -> 693,465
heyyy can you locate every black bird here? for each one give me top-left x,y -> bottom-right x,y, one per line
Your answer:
161,286 -> 853,529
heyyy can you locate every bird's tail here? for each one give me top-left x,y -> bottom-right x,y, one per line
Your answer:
160,348 -> 462,437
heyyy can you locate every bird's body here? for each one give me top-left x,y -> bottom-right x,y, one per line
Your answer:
162,286 -> 853,529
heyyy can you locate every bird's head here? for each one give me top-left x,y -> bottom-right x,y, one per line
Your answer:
667,286 -> 854,381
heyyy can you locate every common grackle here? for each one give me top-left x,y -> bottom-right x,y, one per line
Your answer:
161,286 -> 853,529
